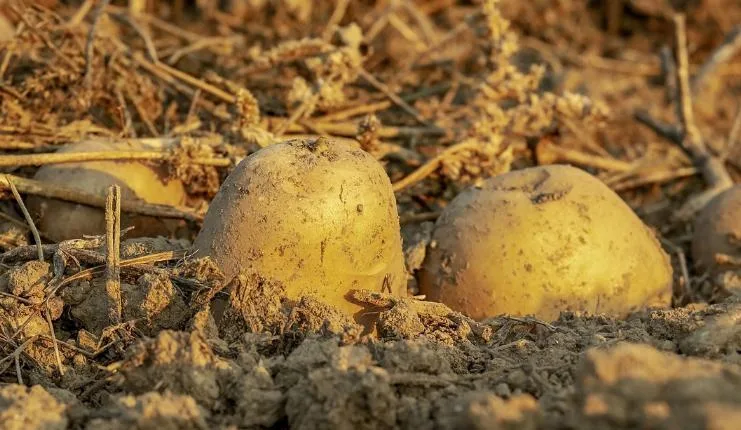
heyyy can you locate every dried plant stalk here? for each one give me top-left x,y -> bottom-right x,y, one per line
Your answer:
2,174 -> 202,221
672,14 -> 733,220
3,175 -> 44,262
105,185 -> 122,325
0,150 -> 231,168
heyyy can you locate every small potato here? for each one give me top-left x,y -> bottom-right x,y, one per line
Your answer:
692,185 -> 741,274
418,164 -> 673,321
193,137 -> 407,326
27,140 -> 187,242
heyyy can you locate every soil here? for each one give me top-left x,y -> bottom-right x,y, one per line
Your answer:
0,0 -> 741,429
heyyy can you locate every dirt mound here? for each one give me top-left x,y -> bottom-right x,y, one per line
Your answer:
572,342 -> 741,429
1,262 -> 741,429
0,384 -> 69,430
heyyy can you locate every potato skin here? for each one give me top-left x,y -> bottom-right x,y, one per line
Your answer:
27,140 -> 187,242
692,185 -> 741,274
193,138 -> 407,324
418,164 -> 673,321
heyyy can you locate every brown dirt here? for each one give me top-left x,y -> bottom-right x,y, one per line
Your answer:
0,0 -> 740,429
9,252 -> 741,429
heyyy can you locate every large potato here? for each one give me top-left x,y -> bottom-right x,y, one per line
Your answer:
692,185 -> 741,274
193,137 -> 407,326
418,164 -> 673,321
28,140 -> 187,242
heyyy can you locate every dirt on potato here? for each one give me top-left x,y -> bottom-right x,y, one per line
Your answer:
1,0 -> 741,429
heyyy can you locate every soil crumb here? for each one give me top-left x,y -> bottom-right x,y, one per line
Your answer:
0,384 -> 69,430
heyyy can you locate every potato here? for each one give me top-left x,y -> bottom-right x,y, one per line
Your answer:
418,164 -> 673,321
193,137 -> 407,326
28,140 -> 188,242
692,185 -> 741,274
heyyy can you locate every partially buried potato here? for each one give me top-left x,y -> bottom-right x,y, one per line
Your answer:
193,137 -> 407,325
692,185 -> 741,274
418,164 -> 673,321
28,140 -> 188,242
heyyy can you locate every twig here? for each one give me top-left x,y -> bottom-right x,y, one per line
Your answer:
265,117 -> 445,139
321,0 -> 351,41
321,100 -> 393,122
186,89 -> 202,122
123,87 -> 159,136
129,0 -> 147,14
503,315 -> 558,332
634,110 -> 682,144
3,175 -> 44,262
692,25 -> 741,93
2,238 -> 103,265
388,13 -> 427,50
401,12 -> 481,76
659,237 -> 693,304
520,36 -> 660,77
659,45 -> 678,105
274,92 -> 320,137
10,8 -> 80,72
43,250 -> 183,301
0,150 -> 231,167
110,12 -> 159,63
358,69 -> 429,125
105,186 -> 122,325
399,211 -> 440,225
561,118 -> 611,156
364,8 -> 391,43
14,354 -> 22,384
79,376 -> 113,401
0,336 -> 38,376
135,53 -> 236,103
65,0 -> 95,27
133,53 -> 444,139
610,166 -> 697,191
120,54 -> 229,121
38,335 -> 95,359
536,140 -> 633,172
0,84 -> 22,101
723,104 -> 741,160
8,249 -> 185,342
0,45 -> 15,82
401,2 -> 438,45
317,82 -> 451,122
44,305 -> 64,376
1,174 -> 203,222
84,0 -> 112,88
0,291 -> 34,306
115,86 -> 135,137
491,339 -> 532,353
716,253 -> 741,267
675,15 -> 704,158
106,4 -> 199,43
605,0 -> 624,35
392,141 -> 480,192
166,36 -> 241,65
672,14 -> 734,220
